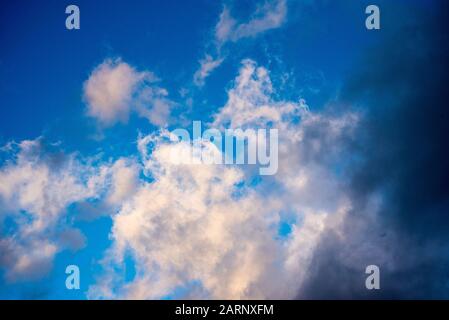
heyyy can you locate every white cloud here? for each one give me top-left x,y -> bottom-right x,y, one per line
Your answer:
193,0 -> 287,87
0,139 -> 98,231
212,59 -> 289,128
215,0 -> 287,45
89,59 -> 359,299
193,55 -> 224,87
89,132 -> 288,299
84,59 -> 175,127
0,138 -> 137,282
212,59 -> 358,293
105,158 -> 139,206
0,59 -> 358,297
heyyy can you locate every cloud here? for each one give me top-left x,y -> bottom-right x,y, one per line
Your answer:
193,55 -> 224,87
105,158 -> 139,207
0,139 -> 97,231
84,59 -> 175,127
193,0 -> 287,87
0,138 -> 138,282
215,0 -> 287,45
90,137 -> 285,299
89,59 -> 357,299
1,59 -> 358,298
298,1 -> 449,299
3,1 -> 448,299
212,59 -> 297,128
0,138 -> 102,281
0,238 -> 58,282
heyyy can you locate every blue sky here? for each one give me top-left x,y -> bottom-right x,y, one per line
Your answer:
1,0 -> 448,299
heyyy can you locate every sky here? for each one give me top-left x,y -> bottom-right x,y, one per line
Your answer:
0,0 -> 448,299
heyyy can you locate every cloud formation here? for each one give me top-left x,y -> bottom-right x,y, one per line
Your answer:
3,0 -> 448,300
89,59 -> 357,299
215,0 -> 287,45
299,1 -> 449,299
0,138 -> 141,282
0,139 -> 100,281
84,59 -> 175,127
193,0 -> 287,87
193,55 -> 225,87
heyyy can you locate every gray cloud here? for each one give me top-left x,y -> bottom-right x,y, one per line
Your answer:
298,1 -> 449,299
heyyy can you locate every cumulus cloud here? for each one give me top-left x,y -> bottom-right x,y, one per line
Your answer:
0,138 -> 100,281
84,59 -> 175,127
105,158 -> 139,207
0,59 -> 360,299
0,138 -> 139,282
212,59 -> 298,129
3,1 -> 447,300
90,138 -> 284,299
89,59 -> 357,299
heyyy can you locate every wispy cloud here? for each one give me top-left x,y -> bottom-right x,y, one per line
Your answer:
215,0 -> 287,45
193,54 -> 225,87
0,138 -> 101,281
193,0 -> 287,87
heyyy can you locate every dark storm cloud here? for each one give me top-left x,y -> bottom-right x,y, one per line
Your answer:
299,1 -> 449,299
344,1 -> 449,239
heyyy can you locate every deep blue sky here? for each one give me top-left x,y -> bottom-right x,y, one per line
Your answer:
0,0 -> 385,152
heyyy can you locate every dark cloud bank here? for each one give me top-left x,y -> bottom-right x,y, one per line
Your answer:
299,1 -> 449,299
